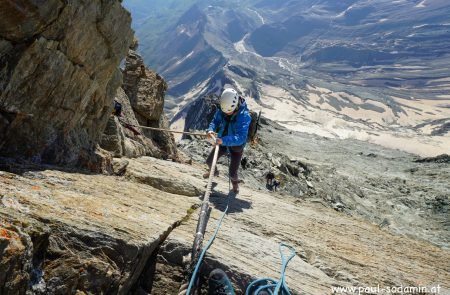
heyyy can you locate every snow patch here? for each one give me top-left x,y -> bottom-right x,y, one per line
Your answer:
336,4 -> 355,18
277,57 -> 297,75
415,0 -> 426,8
247,8 -> 265,25
233,33 -> 263,58
169,112 -> 186,142
174,51 -> 194,66
234,33 -> 250,54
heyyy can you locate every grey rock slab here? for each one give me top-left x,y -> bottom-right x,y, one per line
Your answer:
124,156 -> 204,197
163,179 -> 450,294
0,159 -> 199,294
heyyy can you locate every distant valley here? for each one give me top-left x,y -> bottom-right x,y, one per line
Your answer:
123,0 -> 450,156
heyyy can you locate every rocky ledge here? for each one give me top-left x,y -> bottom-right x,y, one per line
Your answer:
1,155 -> 449,294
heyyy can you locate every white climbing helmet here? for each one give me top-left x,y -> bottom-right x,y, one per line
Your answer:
220,88 -> 239,114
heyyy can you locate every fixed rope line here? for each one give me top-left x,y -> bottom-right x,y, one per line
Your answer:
184,145 -> 235,295
178,136 -> 221,295
175,135 -> 296,294
117,117 -> 208,137
186,196 -> 231,295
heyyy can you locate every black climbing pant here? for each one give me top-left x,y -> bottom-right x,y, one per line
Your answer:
206,145 -> 244,183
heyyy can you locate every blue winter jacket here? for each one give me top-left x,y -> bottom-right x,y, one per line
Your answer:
207,101 -> 252,146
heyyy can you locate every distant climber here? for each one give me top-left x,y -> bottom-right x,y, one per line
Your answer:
204,88 -> 252,193
266,171 -> 275,190
112,100 -> 142,136
273,178 -> 280,192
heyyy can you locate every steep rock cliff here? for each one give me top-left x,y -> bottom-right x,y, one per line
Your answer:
0,0 -> 133,166
100,49 -> 178,160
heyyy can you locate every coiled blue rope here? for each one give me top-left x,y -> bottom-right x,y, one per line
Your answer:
245,243 -> 296,295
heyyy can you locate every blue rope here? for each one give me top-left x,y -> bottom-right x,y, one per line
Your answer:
187,149 -> 296,295
245,243 -> 296,295
186,196 -> 231,294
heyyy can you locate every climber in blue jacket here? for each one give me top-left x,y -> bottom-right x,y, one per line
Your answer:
204,88 -> 252,193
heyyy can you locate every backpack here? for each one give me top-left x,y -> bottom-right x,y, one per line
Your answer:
237,96 -> 261,143
219,97 -> 261,144
247,109 -> 261,143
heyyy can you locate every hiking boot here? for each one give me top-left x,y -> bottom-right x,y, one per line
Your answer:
208,269 -> 235,295
231,181 -> 239,194
203,169 -> 219,179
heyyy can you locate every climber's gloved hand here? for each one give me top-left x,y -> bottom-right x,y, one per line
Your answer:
207,131 -> 216,139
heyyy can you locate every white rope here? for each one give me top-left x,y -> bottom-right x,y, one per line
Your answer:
117,117 -> 208,137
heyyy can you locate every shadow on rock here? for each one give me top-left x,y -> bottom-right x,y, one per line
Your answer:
0,156 -> 102,176
209,191 -> 252,214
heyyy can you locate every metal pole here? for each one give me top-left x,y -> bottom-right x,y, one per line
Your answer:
179,137 -> 220,295
191,139 -> 219,258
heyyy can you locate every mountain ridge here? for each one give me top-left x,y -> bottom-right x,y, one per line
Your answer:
0,1 -> 449,294
123,0 -> 450,156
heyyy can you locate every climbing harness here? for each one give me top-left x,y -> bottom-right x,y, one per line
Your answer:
245,243 -> 296,295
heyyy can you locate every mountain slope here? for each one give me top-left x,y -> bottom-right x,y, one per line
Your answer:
125,0 -> 450,156
1,145 -> 449,293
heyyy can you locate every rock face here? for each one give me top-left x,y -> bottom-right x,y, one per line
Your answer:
0,159 -> 200,294
122,50 -> 178,160
124,157 -> 204,197
101,87 -> 148,158
123,50 -> 166,123
0,0 -> 133,166
100,49 -> 178,160
1,156 -> 448,294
